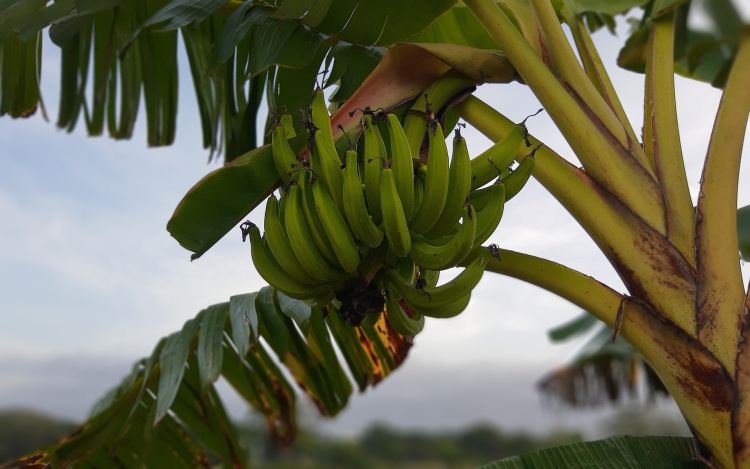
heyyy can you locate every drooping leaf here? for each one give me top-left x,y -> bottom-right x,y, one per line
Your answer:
548,311 -> 599,342
480,435 -> 700,468
8,286 -> 413,467
541,314 -> 669,407
229,292 -> 258,356
143,0 -> 231,30
0,30 -> 42,118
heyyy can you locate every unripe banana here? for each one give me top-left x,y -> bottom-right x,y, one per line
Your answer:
409,122 -> 450,234
387,114 -> 415,219
380,168 -> 411,258
311,174 -> 361,274
409,205 -> 476,270
418,268 -> 440,288
246,223 -> 325,300
363,115 -> 385,223
408,291 -> 471,319
303,289 -> 336,308
425,130 -> 472,239
264,195 -> 320,284
272,124 -> 299,184
311,89 -> 333,144
396,256 -> 416,283
384,289 -> 424,337
471,124 -> 525,190
313,129 -> 346,213
299,170 -> 341,267
281,114 -> 296,138
501,152 -> 536,201
383,251 -> 490,308
285,183 -> 346,281
413,176 -> 424,217
343,150 -> 385,248
474,182 -> 506,246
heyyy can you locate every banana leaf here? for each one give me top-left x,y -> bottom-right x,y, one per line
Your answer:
4,287 -> 412,467
480,435 -> 701,468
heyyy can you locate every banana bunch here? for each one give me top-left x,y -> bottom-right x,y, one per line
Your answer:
244,89 -> 539,336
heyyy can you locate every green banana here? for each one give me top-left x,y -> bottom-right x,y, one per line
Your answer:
501,152 -> 537,201
299,170 -> 341,267
468,186 -> 493,212
474,182 -> 506,246
363,115 -> 385,223
409,291 -> 471,319
311,174 -> 361,274
384,289 -> 424,337
281,113 -> 296,139
343,150 -> 384,248
264,195 -> 320,284
311,89 -> 333,144
426,130 -> 473,238
396,256 -> 416,283
413,175 -> 424,216
303,289 -> 336,308
409,122 -> 450,234
383,251 -> 490,308
278,190 -> 288,231
380,168 -> 411,258
418,268 -> 440,288
409,205 -> 477,270
246,223 -> 325,300
387,114 -> 415,219
470,124 -> 525,190
313,129 -> 346,213
272,124 -> 299,184
284,183 -> 346,281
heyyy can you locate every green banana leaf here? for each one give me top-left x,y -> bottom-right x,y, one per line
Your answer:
5,287 -> 412,467
479,435 -> 701,468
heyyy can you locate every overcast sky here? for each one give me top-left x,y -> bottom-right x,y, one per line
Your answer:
1,4 -> 750,440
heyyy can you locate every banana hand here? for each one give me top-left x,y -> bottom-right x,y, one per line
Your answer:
409,122 -> 449,234
409,205 -> 477,271
426,129 -> 472,238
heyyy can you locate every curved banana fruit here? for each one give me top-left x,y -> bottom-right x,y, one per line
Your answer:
387,114 -> 415,219
247,223 -> 326,300
409,291 -> 471,319
409,122 -> 449,234
281,113 -> 296,139
384,289 -> 424,337
418,268 -> 440,288
470,124 -> 525,190
363,115 -> 385,224
384,250 -> 490,308
501,152 -> 536,201
409,205 -> 476,270
380,168 -> 411,258
311,174 -> 361,274
343,150 -> 384,247
264,195 -> 320,284
396,256 -> 416,283
311,89 -> 333,144
272,124 -> 299,184
303,289 -> 336,308
285,183 -> 346,281
425,130 -> 473,239
474,182 -> 506,247
299,170 -> 341,267
313,129 -> 346,213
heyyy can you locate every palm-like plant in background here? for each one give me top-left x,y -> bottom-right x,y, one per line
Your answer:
1,0 -> 750,467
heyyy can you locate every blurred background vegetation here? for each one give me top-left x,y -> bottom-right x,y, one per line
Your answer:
0,405 -> 690,468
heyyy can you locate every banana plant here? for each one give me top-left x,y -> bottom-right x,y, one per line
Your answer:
3,0 -> 750,468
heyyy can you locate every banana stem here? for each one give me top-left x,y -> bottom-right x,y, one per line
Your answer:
462,0 -> 666,233
454,95 -> 697,335
462,247 -> 621,327
529,0 -> 640,165
562,5 -> 642,161
644,12 -> 696,267
695,27 -> 750,375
